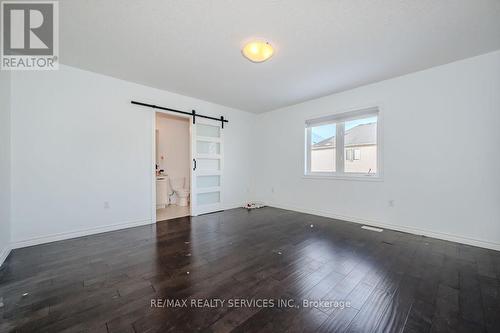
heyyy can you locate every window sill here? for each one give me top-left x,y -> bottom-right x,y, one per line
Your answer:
303,173 -> 384,182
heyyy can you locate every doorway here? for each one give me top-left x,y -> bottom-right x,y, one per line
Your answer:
155,112 -> 191,221
152,110 -> 225,222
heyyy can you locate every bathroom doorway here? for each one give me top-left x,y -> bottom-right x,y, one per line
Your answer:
155,112 -> 191,221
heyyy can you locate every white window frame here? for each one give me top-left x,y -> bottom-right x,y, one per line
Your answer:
304,107 -> 383,181
354,149 -> 361,161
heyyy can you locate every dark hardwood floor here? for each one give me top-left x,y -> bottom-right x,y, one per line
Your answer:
1,207 -> 499,332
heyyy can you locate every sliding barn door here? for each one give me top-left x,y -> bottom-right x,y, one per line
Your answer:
191,118 -> 223,215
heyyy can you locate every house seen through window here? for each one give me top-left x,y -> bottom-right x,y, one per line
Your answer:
306,108 -> 379,177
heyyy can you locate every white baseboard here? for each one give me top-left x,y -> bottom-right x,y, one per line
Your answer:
224,202 -> 249,210
0,246 -> 12,267
268,202 -> 500,252
10,202 -> 498,252
12,204 -> 244,249
11,218 -> 153,249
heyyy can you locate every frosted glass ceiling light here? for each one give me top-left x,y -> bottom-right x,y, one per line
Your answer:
242,40 -> 274,63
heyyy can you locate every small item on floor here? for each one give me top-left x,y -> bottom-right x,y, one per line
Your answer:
361,225 -> 383,232
243,202 -> 266,210
186,271 -> 190,275
310,224 -> 314,228
22,293 -> 29,297
277,251 -> 282,255
184,241 -> 190,244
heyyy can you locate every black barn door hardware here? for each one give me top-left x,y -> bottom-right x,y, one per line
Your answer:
131,101 -> 228,128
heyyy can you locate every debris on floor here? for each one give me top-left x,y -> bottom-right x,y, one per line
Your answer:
243,202 -> 266,210
361,225 -> 383,232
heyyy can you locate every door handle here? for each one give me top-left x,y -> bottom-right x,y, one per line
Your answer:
193,158 -> 197,171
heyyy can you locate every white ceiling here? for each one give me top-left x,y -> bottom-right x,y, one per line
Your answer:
60,0 -> 500,113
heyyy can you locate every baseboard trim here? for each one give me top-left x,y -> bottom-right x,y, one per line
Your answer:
223,202 -> 249,211
0,246 -> 12,267
11,218 -> 153,249
268,202 -> 500,252
12,203 -> 497,252
11,204 -> 245,249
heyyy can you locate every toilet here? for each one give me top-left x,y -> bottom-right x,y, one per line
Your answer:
170,177 -> 190,206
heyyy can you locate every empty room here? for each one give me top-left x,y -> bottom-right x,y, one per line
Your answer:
1,1 -> 500,332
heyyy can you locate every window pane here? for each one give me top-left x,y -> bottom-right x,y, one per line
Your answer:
197,124 -> 220,138
310,123 -> 335,172
354,149 -> 361,160
197,191 -> 220,205
197,140 -> 220,155
197,175 -> 220,188
346,149 -> 353,161
197,158 -> 220,171
344,116 -> 377,173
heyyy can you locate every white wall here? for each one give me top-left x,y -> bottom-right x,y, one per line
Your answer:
8,52 -> 500,251
10,65 -> 255,247
156,113 -> 190,201
255,50 -> 500,250
0,70 -> 11,265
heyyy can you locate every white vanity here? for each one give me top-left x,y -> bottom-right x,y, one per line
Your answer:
156,176 -> 169,208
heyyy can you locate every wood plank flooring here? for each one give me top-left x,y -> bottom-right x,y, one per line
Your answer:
1,207 -> 499,332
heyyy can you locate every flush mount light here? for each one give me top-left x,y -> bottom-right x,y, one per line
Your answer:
242,40 -> 274,63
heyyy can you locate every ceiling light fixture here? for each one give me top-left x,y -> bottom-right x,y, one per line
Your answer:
242,40 -> 274,63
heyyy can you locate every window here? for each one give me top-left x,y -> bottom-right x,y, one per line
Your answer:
345,148 -> 361,161
310,123 -> 336,172
354,149 -> 361,160
305,107 -> 380,178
